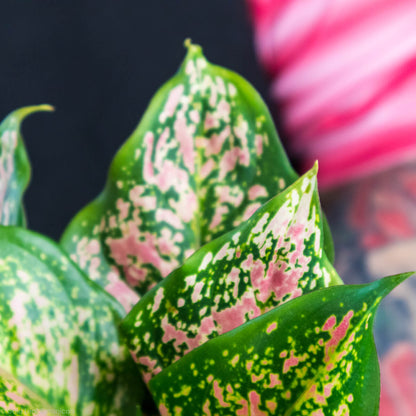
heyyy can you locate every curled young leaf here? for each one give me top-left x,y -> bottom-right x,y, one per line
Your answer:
0,227 -> 141,415
121,166 -> 342,383
0,105 -> 53,226
61,41 -> 309,308
149,273 -> 413,416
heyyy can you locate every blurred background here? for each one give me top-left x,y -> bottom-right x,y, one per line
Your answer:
0,0 -> 265,240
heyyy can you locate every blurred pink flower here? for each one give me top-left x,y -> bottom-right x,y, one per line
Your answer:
380,343 -> 416,416
349,165 -> 416,248
248,0 -> 416,189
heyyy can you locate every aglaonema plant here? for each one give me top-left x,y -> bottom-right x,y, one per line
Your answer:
0,41 -> 412,416
0,109 -> 142,414
148,273 -> 412,416
121,165 -> 342,383
60,40 -> 335,312
0,105 -> 53,227
0,227 -> 140,415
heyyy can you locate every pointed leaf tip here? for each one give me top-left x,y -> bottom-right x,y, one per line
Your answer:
306,162 -> 318,181
184,38 -> 203,59
184,38 -> 192,48
378,272 -> 414,295
312,159 -> 319,174
0,105 -> 54,226
14,104 -> 55,122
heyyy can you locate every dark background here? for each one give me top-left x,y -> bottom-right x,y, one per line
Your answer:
0,1 -> 273,240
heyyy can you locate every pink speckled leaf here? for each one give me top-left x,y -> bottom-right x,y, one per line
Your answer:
0,105 -> 53,226
60,41 -> 330,310
0,369 -> 51,415
149,273 -> 412,416
121,166 -> 342,383
0,226 -> 141,415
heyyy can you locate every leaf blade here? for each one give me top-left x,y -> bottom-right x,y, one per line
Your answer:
149,273 -> 412,416
0,105 -> 53,226
121,166 -> 342,383
0,226 -> 141,415
60,42 -> 309,307
0,368 -> 52,415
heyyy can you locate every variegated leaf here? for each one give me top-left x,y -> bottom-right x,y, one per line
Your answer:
149,273 -> 412,416
0,105 -> 53,226
61,41 -> 333,309
0,368 -> 51,415
0,226 -> 141,415
121,166 -> 342,383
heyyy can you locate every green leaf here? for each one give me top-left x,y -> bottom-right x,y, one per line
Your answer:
60,41 -> 306,307
0,105 -> 54,226
322,214 -> 335,264
0,226 -> 141,415
148,273 -> 412,416
121,166 -> 342,383
0,368 -> 52,415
